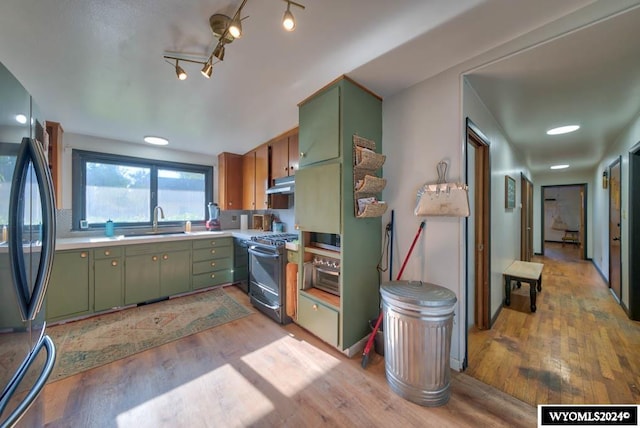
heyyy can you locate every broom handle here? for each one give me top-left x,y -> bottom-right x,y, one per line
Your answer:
395,221 -> 426,281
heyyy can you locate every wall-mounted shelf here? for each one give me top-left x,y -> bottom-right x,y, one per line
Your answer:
353,135 -> 386,218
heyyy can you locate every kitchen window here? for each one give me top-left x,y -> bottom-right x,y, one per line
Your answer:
72,150 -> 212,229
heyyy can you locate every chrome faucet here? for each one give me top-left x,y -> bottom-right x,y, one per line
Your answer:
152,206 -> 165,231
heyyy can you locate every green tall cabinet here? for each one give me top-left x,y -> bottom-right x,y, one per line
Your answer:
295,76 -> 383,353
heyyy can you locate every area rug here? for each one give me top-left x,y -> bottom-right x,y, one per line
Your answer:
47,287 -> 252,382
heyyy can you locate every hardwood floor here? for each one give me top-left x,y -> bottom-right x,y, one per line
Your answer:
34,286 -> 536,427
467,242 -> 640,406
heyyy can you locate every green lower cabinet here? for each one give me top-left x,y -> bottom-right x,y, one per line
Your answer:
159,250 -> 191,296
47,250 -> 92,321
297,293 -> 339,347
124,253 -> 160,305
94,258 -> 123,311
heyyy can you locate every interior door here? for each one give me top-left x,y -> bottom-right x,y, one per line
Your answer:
609,157 -> 622,301
466,122 -> 490,330
520,174 -> 534,261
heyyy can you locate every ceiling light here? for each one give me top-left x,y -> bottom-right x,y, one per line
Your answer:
546,125 -> 580,135
201,61 -> 213,78
282,0 -> 305,31
228,12 -> 243,38
15,114 -> 27,124
144,136 -> 169,146
550,164 -> 569,170
175,60 -> 187,80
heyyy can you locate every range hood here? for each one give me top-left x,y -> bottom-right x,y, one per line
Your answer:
266,176 -> 295,195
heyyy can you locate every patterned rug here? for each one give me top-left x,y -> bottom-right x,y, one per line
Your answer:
47,287 -> 252,382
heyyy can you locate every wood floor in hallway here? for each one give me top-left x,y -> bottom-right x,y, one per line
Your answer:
466,242 -> 640,405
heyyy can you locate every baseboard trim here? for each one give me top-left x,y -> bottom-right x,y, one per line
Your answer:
592,260 -> 608,285
491,304 -> 502,327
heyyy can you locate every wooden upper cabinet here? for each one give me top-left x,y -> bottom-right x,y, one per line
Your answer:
217,152 -> 243,210
270,128 -> 300,183
242,151 -> 256,210
45,121 -> 63,208
255,143 -> 269,210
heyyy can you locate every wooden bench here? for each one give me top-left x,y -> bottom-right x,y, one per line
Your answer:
503,261 -> 544,313
562,229 -> 580,247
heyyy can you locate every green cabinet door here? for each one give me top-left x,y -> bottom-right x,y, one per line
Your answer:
47,250 -> 91,321
94,258 -> 123,311
124,253 -> 160,305
298,84 -> 340,168
294,162 -> 341,233
159,250 -> 190,296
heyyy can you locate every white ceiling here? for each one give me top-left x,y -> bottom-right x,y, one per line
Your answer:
1,0 -> 639,175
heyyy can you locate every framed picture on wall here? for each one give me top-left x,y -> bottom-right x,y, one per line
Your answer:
505,175 -> 516,209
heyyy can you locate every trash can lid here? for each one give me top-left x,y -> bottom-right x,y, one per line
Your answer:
380,280 -> 457,307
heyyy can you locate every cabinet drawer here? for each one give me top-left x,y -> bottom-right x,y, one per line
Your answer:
193,269 -> 233,289
193,257 -> 232,275
297,293 -> 339,347
94,246 -> 123,259
193,246 -> 233,262
192,237 -> 232,250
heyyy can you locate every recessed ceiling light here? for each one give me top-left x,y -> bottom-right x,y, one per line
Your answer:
144,136 -> 169,146
15,114 -> 27,124
550,164 -> 569,170
546,125 -> 580,135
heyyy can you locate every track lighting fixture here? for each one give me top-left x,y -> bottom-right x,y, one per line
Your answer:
282,0 -> 305,32
164,0 -> 305,80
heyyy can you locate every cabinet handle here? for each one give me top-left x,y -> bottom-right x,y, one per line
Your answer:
210,261 -> 216,267
210,273 -> 216,279
283,166 -> 288,171
80,252 -> 88,258
300,152 -> 305,158
289,166 -> 294,170
104,250 -> 111,256
312,304 -> 318,311
163,254 -> 169,260
228,202 -> 232,206
210,249 -> 216,254
210,241 -> 216,246
152,255 -> 158,261
111,260 -> 118,267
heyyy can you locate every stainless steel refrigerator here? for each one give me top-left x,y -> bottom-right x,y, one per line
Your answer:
0,63 -> 57,427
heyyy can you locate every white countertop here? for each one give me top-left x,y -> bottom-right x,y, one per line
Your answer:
54,229 -> 298,251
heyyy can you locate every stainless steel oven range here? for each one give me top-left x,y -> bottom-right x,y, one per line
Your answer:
248,233 -> 298,324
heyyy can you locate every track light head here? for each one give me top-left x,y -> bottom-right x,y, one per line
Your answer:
201,61 -> 213,78
213,44 -> 225,61
282,4 -> 295,31
229,14 -> 242,38
175,60 -> 187,80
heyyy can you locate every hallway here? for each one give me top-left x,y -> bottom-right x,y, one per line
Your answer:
466,243 -> 640,405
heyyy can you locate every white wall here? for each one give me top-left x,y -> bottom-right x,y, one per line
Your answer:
592,113 -> 640,309
59,133 -> 218,209
463,80 -> 530,322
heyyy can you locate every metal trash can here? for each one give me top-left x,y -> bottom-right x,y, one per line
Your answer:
381,280 -> 457,406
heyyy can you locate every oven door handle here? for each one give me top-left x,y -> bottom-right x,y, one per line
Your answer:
314,266 -> 340,276
248,246 -> 280,259
251,293 -> 280,310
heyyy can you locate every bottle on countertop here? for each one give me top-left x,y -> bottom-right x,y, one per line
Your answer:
185,221 -> 191,233
2,225 -> 7,242
105,219 -> 114,237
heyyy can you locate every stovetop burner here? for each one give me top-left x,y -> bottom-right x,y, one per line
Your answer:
250,233 -> 299,247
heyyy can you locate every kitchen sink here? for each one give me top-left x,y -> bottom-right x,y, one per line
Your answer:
123,230 -> 186,237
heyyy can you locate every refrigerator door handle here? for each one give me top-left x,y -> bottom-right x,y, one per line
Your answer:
0,335 -> 56,427
8,137 -> 56,321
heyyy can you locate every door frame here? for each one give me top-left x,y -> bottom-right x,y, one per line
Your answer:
629,143 -> 640,320
520,173 -> 534,261
540,183 -> 588,259
608,156 -> 622,302
465,118 -> 491,334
